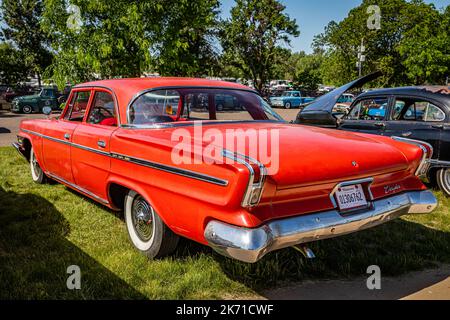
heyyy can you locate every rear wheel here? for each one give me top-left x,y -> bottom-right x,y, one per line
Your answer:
22,105 -> 33,114
30,147 -> 47,184
124,190 -> 179,259
436,168 -> 450,197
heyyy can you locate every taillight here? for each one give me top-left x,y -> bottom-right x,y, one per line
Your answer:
392,137 -> 433,177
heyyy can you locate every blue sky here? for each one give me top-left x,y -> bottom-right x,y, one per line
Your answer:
220,0 -> 450,53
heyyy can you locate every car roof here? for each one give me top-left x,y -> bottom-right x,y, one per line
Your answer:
75,77 -> 253,93
73,77 -> 257,125
357,86 -> 450,105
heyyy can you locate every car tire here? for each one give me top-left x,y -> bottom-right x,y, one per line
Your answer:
436,168 -> 450,197
284,102 -> 291,109
124,190 -> 179,259
30,147 -> 47,184
216,104 -> 224,112
22,105 -> 33,114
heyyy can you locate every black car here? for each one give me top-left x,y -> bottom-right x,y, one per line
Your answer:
296,73 -> 450,196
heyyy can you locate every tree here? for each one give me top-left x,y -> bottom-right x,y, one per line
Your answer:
221,0 -> 299,93
0,42 -> 30,85
42,0 -> 154,88
290,52 -> 324,91
154,0 -> 221,77
1,0 -> 53,87
313,0 -> 449,87
43,0 -> 222,87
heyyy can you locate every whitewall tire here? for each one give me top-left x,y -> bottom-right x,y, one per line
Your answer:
436,168 -> 450,197
30,147 -> 47,184
124,190 -> 179,259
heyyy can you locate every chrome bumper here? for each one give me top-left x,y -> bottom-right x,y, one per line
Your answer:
12,142 -> 27,160
204,190 -> 437,263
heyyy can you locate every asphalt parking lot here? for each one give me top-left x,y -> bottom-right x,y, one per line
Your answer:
0,108 -> 301,147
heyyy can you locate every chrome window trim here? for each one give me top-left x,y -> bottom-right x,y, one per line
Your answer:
72,85 -> 122,127
392,136 -> 433,176
20,129 -> 228,187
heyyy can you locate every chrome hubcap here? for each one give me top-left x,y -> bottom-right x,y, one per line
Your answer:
131,196 -> 154,242
444,169 -> 450,187
31,153 -> 40,177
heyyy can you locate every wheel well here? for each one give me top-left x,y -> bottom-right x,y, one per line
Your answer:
108,183 -> 130,211
22,138 -> 32,161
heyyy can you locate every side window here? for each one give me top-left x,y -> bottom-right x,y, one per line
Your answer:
393,99 -> 446,122
65,91 -> 91,122
129,89 -> 180,124
215,93 -> 253,121
293,92 -> 300,97
87,91 -> 117,126
183,93 -> 210,120
347,97 -> 388,120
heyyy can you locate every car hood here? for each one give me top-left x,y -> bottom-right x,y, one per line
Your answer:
116,121 -> 410,189
300,71 -> 382,114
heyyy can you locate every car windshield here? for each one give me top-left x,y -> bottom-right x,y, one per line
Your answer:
128,88 -> 284,125
282,92 -> 291,97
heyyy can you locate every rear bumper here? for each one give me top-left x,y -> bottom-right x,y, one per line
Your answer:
204,190 -> 437,263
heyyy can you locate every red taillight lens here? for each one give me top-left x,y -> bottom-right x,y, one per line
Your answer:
250,163 -> 261,184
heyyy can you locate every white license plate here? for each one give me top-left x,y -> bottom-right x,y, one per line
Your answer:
335,184 -> 368,211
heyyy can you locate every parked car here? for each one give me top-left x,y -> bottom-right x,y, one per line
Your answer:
2,86 -> 36,103
13,78 -> 437,263
270,91 -> 315,109
296,72 -> 450,196
10,86 -> 68,114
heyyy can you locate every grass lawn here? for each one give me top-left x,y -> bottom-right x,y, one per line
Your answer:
0,146 -> 449,299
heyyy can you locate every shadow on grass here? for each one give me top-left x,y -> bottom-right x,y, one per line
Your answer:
0,186 -> 145,299
208,219 -> 450,292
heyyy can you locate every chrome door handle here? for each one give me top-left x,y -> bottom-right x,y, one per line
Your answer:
374,122 -> 385,128
97,140 -> 106,148
64,133 -> 71,140
402,131 -> 412,137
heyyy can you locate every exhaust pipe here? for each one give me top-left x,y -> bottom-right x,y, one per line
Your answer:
293,245 -> 316,259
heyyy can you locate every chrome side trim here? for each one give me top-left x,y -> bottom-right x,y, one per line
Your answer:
46,172 -> 109,204
429,159 -> 450,168
205,190 -> 438,263
110,152 -> 229,187
21,129 -> 228,186
392,136 -> 433,176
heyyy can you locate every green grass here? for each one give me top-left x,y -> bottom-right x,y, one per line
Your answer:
0,146 -> 449,299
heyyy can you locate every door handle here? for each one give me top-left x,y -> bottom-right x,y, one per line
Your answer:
64,133 -> 70,140
402,131 -> 412,137
97,140 -> 106,148
374,122 -> 385,128
432,124 -> 444,129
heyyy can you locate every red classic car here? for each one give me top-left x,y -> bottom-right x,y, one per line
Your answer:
13,78 -> 438,263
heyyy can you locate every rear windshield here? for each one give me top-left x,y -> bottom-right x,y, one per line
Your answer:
128,88 -> 283,125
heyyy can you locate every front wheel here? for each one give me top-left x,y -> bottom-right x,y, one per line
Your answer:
124,190 -> 179,259
284,102 -> 291,109
22,105 -> 33,114
436,168 -> 450,197
30,147 -> 47,184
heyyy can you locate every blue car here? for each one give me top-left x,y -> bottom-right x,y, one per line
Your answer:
270,91 -> 315,109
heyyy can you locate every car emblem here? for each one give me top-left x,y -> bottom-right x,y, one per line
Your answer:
352,161 -> 358,167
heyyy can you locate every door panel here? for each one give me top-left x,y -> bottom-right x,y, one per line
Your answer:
339,119 -> 386,135
70,89 -> 118,200
71,125 -> 115,200
42,120 -> 77,183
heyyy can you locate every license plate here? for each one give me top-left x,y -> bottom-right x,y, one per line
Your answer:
335,184 -> 367,211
